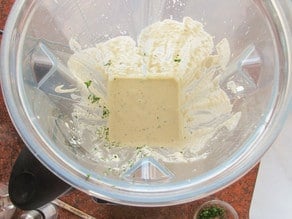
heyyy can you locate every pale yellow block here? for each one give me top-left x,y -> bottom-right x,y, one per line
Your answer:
108,76 -> 182,147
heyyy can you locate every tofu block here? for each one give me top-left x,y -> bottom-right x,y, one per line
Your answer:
108,76 -> 182,147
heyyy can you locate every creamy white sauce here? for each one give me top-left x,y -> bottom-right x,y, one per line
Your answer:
55,85 -> 77,94
108,76 -> 182,147
66,17 -> 241,175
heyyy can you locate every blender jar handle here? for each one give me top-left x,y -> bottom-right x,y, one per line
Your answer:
8,147 -> 71,210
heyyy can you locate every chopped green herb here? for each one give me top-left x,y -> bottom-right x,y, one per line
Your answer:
97,126 -> 110,140
197,205 -> 225,219
85,174 -> 91,180
104,60 -> 112,66
103,167 -> 113,175
111,141 -> 121,148
84,80 -> 92,88
136,146 -> 144,150
102,106 -> 110,119
104,127 -> 109,140
174,54 -> 181,63
128,159 -> 134,168
88,94 -> 100,104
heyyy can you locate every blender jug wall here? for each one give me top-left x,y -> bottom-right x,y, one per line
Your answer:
1,0 -> 291,207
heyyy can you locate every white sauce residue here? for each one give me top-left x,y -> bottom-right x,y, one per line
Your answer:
66,17 -> 241,175
55,85 -> 77,94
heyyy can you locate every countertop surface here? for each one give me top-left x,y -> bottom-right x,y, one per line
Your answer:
250,110 -> 292,219
0,1 -> 259,218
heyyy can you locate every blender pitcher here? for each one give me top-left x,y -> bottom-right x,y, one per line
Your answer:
0,0 -> 291,209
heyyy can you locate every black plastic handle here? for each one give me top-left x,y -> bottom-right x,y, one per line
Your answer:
9,147 -> 71,210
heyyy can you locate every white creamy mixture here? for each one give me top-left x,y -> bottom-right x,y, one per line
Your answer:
66,17 -> 241,175
108,76 -> 182,147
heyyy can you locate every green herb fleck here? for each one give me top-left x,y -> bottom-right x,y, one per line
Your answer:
97,126 -> 109,140
104,127 -> 109,140
84,80 -> 92,88
136,146 -> 144,150
85,174 -> 91,180
104,60 -> 112,66
197,205 -> 225,219
128,159 -> 134,168
102,106 -> 110,119
88,94 -> 100,104
174,54 -> 181,63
